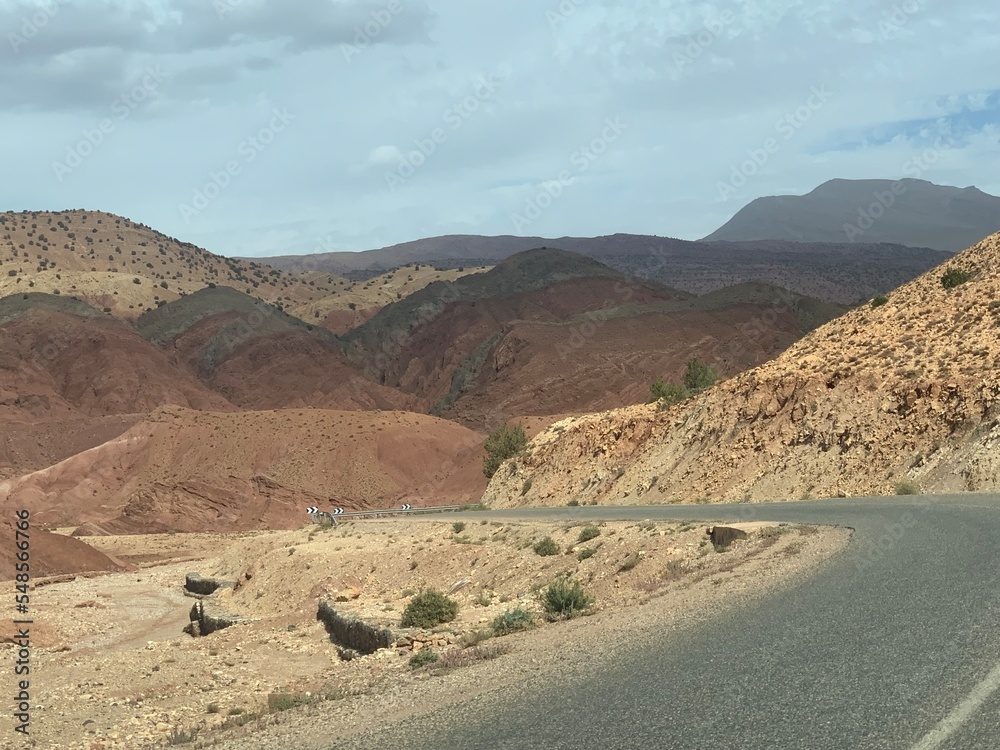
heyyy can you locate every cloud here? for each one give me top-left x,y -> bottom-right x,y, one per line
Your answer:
0,0 -> 436,113
3,0 -> 999,256
366,145 -> 403,165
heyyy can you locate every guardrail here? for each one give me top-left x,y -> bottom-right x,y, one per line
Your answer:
306,504 -> 474,523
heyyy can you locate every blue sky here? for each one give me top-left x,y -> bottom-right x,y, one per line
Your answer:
2,0 -> 998,256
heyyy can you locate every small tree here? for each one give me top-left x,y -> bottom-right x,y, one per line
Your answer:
683,357 -> 719,392
483,423 -> 527,478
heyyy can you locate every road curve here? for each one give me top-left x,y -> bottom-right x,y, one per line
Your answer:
338,493 -> 1000,750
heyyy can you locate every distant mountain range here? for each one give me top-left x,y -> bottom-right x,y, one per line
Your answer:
703,178 -> 1000,251
248,179 -> 996,298
250,234 -> 950,306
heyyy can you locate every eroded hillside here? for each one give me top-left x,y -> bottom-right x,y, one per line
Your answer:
0,407 -> 487,533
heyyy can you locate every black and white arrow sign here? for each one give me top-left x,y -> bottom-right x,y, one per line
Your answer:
306,506 -> 319,514
401,504 -> 413,511
333,507 -> 345,515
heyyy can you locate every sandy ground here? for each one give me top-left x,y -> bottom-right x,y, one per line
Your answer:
0,518 -> 850,749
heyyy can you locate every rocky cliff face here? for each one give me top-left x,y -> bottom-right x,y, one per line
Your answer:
484,233 -> 1000,506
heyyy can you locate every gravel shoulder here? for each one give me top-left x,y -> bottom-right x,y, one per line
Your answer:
1,520 -> 849,749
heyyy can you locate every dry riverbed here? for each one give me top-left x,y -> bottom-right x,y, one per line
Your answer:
0,518 -> 850,749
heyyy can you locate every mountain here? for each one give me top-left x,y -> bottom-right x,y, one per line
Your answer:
0,209 -> 348,316
342,248 -> 846,426
482,232 -> 1000,507
248,232 -> 951,306
703,178 -> 1000,251
135,287 -> 416,411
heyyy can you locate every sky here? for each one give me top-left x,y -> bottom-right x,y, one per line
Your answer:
2,0 -> 999,258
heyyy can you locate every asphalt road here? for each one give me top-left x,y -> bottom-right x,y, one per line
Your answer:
337,494 -> 1000,750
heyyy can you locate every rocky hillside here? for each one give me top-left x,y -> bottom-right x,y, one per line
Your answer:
483,233 -> 1000,507
0,210 -> 346,316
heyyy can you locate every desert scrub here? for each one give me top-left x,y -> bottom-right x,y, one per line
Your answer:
409,649 -> 439,669
895,479 -> 920,495
452,521 -> 466,533
267,693 -> 310,712
871,294 -> 889,308
533,536 -> 560,556
400,589 -> 459,628
577,525 -> 601,543
617,551 -> 643,572
576,547 -> 596,561
542,577 -> 593,619
492,607 -> 535,635
941,267 -> 972,289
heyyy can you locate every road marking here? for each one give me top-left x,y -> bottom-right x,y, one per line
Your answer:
910,660 -> 1000,750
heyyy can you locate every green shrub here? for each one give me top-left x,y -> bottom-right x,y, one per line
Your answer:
567,499 -> 580,507
452,521 -> 466,534
400,589 -> 459,628
895,479 -> 920,495
542,577 -> 593,618
520,478 -> 533,496
941,267 -> 972,289
409,649 -> 439,669
648,379 -> 691,405
491,607 -> 535,635
577,525 -> 601,543
871,294 -> 888,308
483,424 -> 527,478
683,357 -> 719,392
533,536 -> 560,556
576,547 -> 596,561
266,693 -> 309,712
